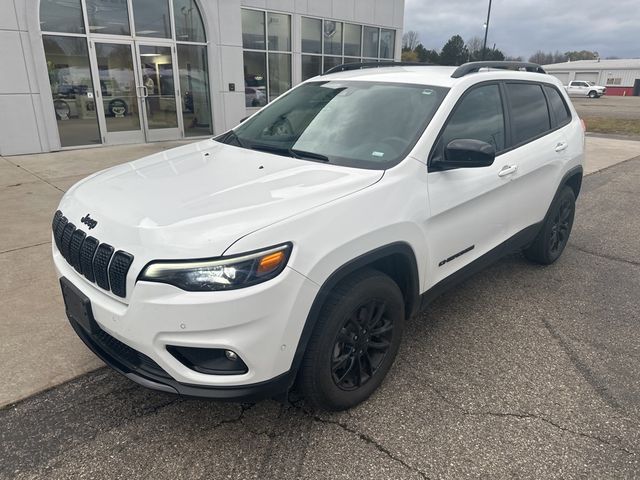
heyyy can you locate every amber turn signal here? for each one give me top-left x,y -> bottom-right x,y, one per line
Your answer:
257,251 -> 286,275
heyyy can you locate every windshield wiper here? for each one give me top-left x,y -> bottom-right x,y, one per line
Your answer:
249,143 -> 330,162
290,149 -> 329,162
219,130 -> 246,148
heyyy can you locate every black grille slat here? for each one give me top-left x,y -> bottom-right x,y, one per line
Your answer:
69,229 -> 86,272
80,237 -> 100,282
109,251 -> 134,298
60,223 -> 75,261
93,244 -> 114,290
53,211 -> 134,298
54,216 -> 67,251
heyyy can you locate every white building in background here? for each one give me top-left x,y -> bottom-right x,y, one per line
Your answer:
544,59 -> 640,96
0,0 -> 404,156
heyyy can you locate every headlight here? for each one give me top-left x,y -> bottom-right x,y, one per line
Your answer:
138,243 -> 292,291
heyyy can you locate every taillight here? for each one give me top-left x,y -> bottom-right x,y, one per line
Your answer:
580,118 -> 586,132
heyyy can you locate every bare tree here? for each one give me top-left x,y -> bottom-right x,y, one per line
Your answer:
465,36 -> 484,54
402,30 -> 420,51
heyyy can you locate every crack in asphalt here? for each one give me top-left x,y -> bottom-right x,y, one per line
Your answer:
0,241 -> 51,256
424,383 -> 634,456
288,402 -> 431,480
568,244 -> 640,267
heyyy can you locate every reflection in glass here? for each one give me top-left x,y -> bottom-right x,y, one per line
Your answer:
267,13 -> 291,51
132,0 -> 171,38
173,0 -> 206,42
268,53 -> 291,101
241,9 -> 265,50
301,55 -> 321,81
323,56 -> 342,73
380,29 -> 395,59
43,35 -> 101,147
323,21 -> 342,56
139,45 -> 178,129
363,26 -> 379,58
40,0 -> 85,33
301,17 -> 321,54
95,43 -> 141,133
344,24 -> 362,57
243,51 -> 267,107
86,0 -> 130,35
177,44 -> 212,136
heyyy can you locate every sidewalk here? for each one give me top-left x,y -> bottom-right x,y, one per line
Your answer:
1,136 -> 639,407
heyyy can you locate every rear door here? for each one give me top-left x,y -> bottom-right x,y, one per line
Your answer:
425,83 -> 514,287
504,82 -> 568,234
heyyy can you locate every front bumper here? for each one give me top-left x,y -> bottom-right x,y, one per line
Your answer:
53,245 -> 319,399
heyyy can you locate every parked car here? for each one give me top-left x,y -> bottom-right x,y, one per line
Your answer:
565,80 -> 606,98
52,61 -> 584,411
245,86 -> 267,107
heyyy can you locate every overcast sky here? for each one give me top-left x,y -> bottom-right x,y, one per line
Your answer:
404,0 -> 640,60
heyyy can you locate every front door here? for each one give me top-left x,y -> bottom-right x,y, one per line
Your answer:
91,40 -> 183,145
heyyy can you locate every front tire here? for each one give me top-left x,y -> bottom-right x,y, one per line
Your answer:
299,269 -> 405,411
588,90 -> 598,98
524,186 -> 576,265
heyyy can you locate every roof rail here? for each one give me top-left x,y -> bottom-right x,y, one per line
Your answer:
451,61 -> 546,78
323,61 -> 432,75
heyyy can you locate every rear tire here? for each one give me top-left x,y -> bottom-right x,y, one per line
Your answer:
299,269 -> 405,411
524,186 -> 575,265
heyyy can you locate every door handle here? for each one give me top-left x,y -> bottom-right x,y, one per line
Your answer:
498,164 -> 518,177
136,86 -> 149,98
555,142 -> 568,152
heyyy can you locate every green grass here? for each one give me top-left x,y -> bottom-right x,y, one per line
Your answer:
584,117 -> 640,137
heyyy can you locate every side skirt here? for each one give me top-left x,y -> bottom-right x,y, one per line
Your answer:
419,222 -> 542,309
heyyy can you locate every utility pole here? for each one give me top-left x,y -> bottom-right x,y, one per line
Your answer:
481,0 -> 492,60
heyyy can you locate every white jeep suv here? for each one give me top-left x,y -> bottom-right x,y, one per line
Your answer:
52,61 -> 584,411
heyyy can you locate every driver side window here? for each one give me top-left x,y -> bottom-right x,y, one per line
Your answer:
433,84 -> 505,162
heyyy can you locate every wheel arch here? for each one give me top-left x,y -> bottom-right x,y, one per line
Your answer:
289,242 -> 420,380
563,165 -> 583,199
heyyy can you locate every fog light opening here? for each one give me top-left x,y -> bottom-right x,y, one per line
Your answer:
225,350 -> 238,361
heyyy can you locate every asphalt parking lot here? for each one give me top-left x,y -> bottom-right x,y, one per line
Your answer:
2,155 -> 639,478
572,95 -> 640,121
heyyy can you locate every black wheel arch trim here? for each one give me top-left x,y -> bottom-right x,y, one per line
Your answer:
289,242 -> 420,384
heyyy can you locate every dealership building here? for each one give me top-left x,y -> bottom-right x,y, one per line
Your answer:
0,0 -> 404,156
544,59 -> 640,96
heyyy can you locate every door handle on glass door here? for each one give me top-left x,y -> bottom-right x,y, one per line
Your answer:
555,142 -> 568,152
498,164 -> 518,177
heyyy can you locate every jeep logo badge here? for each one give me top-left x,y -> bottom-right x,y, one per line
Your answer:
81,214 -> 98,230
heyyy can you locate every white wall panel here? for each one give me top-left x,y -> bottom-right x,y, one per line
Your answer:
266,0 -> 295,12
0,31 -> 30,94
0,0 -> 18,30
354,0 -> 374,24
332,0 -> 355,21
0,95 -> 41,155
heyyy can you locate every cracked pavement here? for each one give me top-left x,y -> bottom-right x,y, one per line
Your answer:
2,157 -> 640,479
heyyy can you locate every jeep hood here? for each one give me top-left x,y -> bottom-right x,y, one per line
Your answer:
58,139 -> 382,259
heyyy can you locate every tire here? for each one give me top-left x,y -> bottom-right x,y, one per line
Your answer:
588,90 -> 597,98
299,269 -> 405,411
524,186 -> 576,265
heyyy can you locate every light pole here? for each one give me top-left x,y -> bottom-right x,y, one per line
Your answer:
481,0 -> 492,60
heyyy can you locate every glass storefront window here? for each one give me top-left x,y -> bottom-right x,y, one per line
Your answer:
243,51 -> 267,107
344,23 -> 361,57
173,0 -> 206,43
43,35 -> 101,147
267,13 -> 291,51
177,44 -> 212,136
363,26 -> 379,58
323,56 -> 342,73
301,55 -> 321,81
380,29 -> 395,59
301,17 -> 321,54
323,21 -> 342,56
132,0 -> 172,38
268,53 -> 291,101
40,0 -> 85,34
138,45 -> 178,129
242,9 -> 265,50
86,0 -> 130,36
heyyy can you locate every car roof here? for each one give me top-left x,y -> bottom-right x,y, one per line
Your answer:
315,65 -> 561,88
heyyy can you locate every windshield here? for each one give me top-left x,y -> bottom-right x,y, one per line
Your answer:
218,81 -> 449,169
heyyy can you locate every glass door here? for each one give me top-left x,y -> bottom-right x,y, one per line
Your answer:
91,40 -> 145,145
136,43 -> 183,142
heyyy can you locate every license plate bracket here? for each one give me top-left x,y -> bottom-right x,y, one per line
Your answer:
60,277 -> 98,334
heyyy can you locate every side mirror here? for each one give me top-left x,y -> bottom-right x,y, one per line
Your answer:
438,139 -> 496,169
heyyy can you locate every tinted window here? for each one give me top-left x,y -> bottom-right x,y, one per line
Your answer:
438,84 -> 505,156
506,83 -> 551,144
544,86 -> 571,126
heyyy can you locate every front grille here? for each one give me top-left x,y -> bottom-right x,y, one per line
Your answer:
53,210 -> 134,298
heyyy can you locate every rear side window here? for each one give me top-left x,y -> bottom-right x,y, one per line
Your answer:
506,83 -> 551,145
436,84 -> 505,156
544,86 -> 571,127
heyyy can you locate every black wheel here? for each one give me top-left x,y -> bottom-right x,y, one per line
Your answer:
524,186 -> 575,265
299,269 -> 405,411
588,90 -> 598,98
